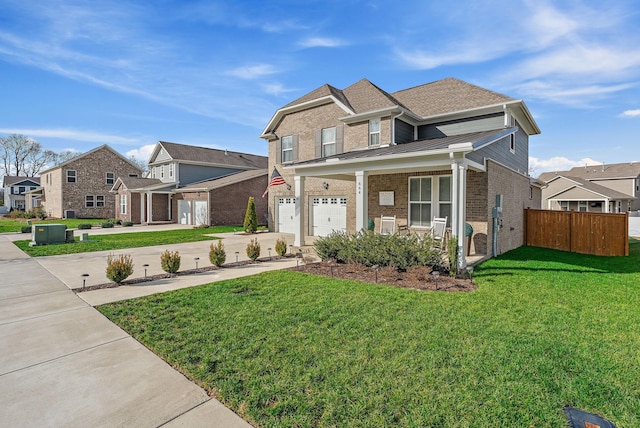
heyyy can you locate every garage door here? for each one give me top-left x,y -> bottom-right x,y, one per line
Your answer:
312,197 -> 347,236
277,198 -> 296,234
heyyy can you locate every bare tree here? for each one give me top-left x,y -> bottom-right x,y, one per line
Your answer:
0,134 -> 41,176
55,150 -> 80,165
24,149 -> 58,177
128,155 -> 149,176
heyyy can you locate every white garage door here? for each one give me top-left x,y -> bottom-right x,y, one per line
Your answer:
277,198 -> 296,234
312,197 -> 347,236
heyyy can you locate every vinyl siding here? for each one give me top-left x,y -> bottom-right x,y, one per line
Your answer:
418,113 -> 504,139
466,126 -> 528,174
394,119 -> 414,144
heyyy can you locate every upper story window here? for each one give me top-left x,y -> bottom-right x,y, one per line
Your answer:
18,186 -> 25,194
282,136 -> 293,163
169,164 -> 174,178
369,118 -> 380,146
160,165 -> 164,179
151,168 -> 156,178
322,127 -> 336,157
66,170 -> 76,183
106,172 -> 115,185
509,134 -> 516,153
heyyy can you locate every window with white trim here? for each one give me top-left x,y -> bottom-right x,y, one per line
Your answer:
560,201 -> 568,211
579,201 -> 587,212
106,172 -> 115,185
169,164 -> 174,178
96,195 -> 105,207
282,135 -> 293,162
369,118 -> 380,146
66,170 -> 76,183
120,194 -> 127,214
409,175 -> 452,227
509,134 -> 516,153
322,127 -> 336,157
85,195 -> 94,208
160,165 -> 164,179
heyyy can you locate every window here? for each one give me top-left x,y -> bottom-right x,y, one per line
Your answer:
96,195 -> 105,207
106,172 -> 115,185
128,173 -> 139,177
120,194 -> 127,214
160,166 -> 164,179
509,134 -> 516,153
560,201 -> 568,211
282,136 -> 293,162
151,168 -> 156,178
579,201 -> 587,212
322,127 -> 336,157
369,118 -> 380,146
18,186 -> 25,194
529,186 -> 533,199
67,170 -> 76,183
409,175 -> 452,227
85,195 -> 94,208
169,164 -> 174,178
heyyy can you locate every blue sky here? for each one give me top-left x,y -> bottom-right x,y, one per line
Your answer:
0,0 -> 638,176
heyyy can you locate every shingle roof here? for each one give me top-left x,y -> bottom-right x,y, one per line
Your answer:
547,175 -> 634,200
391,78 -> 514,117
341,79 -> 407,114
3,176 -> 41,186
283,84 -> 352,111
117,177 -> 163,190
176,169 -> 267,191
539,162 -> 640,182
292,128 -> 513,166
156,142 -> 267,169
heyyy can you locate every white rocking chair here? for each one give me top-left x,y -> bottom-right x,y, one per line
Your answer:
380,215 -> 396,235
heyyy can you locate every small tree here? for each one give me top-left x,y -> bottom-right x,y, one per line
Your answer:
106,254 -> 134,284
160,250 -> 181,274
209,240 -> 226,266
275,237 -> 288,256
243,196 -> 258,233
246,238 -> 261,261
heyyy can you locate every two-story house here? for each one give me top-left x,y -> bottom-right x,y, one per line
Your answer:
260,77 -> 542,267
39,145 -> 142,218
2,176 -> 40,211
539,162 -> 640,212
111,141 -> 268,226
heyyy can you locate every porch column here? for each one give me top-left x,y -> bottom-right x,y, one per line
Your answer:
140,193 -> 146,223
451,161 -> 467,270
294,175 -> 305,247
147,192 -> 153,223
355,171 -> 368,232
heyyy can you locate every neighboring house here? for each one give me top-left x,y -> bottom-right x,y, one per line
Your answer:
539,163 -> 640,213
2,176 -> 41,211
111,141 -> 268,226
260,77 -> 542,266
39,145 -> 142,219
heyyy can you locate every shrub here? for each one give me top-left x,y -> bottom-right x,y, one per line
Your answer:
34,209 -> 47,220
101,221 -> 114,228
21,226 -> 32,233
246,238 -> 261,261
275,237 -> 288,256
111,218 -> 122,225
122,221 -> 134,227
105,254 -> 134,284
209,240 -> 226,266
243,196 -> 258,233
78,223 -> 92,230
160,250 -> 181,274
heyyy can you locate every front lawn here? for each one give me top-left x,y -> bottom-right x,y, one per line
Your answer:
99,240 -> 640,427
13,226 -> 238,257
0,217 -> 107,233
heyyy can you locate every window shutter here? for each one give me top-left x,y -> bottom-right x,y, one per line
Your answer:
276,139 -> 282,164
336,125 -> 344,154
315,129 -> 322,158
292,135 -> 299,161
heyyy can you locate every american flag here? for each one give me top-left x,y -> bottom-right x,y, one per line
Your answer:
262,167 -> 286,197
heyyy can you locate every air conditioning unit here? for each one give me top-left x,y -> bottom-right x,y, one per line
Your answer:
64,210 -> 75,219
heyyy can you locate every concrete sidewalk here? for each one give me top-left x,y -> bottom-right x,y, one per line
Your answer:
0,234 -> 256,427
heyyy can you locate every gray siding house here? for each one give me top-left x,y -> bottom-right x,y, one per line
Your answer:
260,77 -> 542,267
2,176 -> 41,211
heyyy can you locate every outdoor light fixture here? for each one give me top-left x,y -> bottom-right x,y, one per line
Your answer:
268,247 -> 272,258
286,184 -> 291,190
143,263 -> 149,278
194,257 -> 199,269
322,181 -> 329,190
81,273 -> 89,290
289,244 -> 293,256
235,251 -> 239,262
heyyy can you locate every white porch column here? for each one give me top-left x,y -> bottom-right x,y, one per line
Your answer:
451,161 -> 467,270
355,171 -> 368,232
140,193 -> 146,223
294,175 -> 305,247
147,192 -> 153,223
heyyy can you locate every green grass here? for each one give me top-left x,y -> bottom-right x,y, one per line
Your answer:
0,218 -> 107,233
13,226 -> 239,256
99,240 -> 640,427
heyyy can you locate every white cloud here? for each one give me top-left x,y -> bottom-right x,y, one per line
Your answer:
0,128 -> 141,144
262,82 -> 297,96
223,64 -> 279,80
621,109 -> 640,117
529,156 -> 601,175
513,81 -> 635,107
126,144 -> 156,161
298,37 -> 345,48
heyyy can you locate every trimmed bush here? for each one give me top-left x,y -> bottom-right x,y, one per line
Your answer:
243,196 -> 258,233
101,221 -> 114,228
160,250 -> 181,274
246,238 -> 261,261
275,237 -> 288,256
109,218 -> 122,225
122,221 -> 134,227
78,223 -> 92,230
21,226 -> 32,233
105,254 -> 134,284
209,240 -> 226,266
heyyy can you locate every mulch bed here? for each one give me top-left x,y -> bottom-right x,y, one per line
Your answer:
288,262 -> 476,292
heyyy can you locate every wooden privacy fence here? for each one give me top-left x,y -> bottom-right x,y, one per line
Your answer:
523,209 -> 629,256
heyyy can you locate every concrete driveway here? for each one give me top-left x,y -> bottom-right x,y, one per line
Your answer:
0,231 -> 260,427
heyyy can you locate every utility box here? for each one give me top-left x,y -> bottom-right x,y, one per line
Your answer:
31,224 -> 68,245
65,229 -> 75,243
